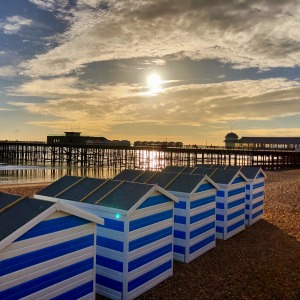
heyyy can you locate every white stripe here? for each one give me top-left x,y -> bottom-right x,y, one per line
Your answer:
1,247 -> 94,291
130,203 -> 171,220
1,224 -> 94,259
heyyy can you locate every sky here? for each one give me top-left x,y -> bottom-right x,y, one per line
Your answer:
0,0 -> 300,146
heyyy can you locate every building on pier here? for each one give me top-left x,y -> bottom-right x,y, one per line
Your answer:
224,132 -> 300,150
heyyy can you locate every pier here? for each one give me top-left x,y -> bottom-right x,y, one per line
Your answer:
0,141 -> 299,170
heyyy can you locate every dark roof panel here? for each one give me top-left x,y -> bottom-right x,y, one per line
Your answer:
146,172 -> 178,189
192,167 -> 216,176
0,192 -> 20,210
194,164 -> 214,169
134,171 -> 157,183
36,175 -> 83,197
58,177 -> 104,201
113,169 -> 144,181
210,169 -> 238,184
226,166 -> 242,171
167,174 -> 206,193
162,166 -> 186,173
99,181 -> 154,210
240,166 -> 264,179
0,195 -> 54,241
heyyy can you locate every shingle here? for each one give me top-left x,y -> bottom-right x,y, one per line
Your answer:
36,175 -> 83,197
0,195 -> 54,241
99,181 -> 154,210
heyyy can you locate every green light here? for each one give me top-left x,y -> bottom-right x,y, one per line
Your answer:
116,213 -> 121,219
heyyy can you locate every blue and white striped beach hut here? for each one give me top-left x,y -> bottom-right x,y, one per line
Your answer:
208,169 -> 247,240
240,167 -> 266,225
114,170 -> 219,263
0,192 -> 103,300
35,176 -> 177,300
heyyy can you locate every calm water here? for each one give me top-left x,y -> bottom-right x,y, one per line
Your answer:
0,162 -> 121,185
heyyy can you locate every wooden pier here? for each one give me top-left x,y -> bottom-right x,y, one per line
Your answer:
0,141 -> 299,170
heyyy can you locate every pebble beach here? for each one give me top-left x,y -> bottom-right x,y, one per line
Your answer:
1,169 -> 299,300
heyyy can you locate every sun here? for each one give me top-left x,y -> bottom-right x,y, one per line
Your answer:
147,74 -> 162,93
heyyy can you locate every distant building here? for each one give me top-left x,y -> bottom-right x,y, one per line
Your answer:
47,131 -> 131,146
224,132 -> 300,150
133,140 -> 183,148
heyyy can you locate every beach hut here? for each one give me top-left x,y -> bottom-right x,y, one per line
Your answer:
35,176 -> 177,300
239,166 -> 267,225
209,169 -> 248,240
0,192 -> 103,300
114,170 -> 219,263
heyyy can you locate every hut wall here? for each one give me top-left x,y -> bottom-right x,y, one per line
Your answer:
0,211 -> 97,300
216,179 -> 246,240
245,174 -> 265,226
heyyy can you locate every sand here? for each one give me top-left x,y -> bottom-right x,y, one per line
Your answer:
1,169 -> 299,299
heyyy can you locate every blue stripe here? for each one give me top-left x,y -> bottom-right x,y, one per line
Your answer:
245,214 -> 249,220
216,214 -> 224,221
128,243 -> 172,272
196,182 -> 215,193
228,187 -> 245,197
217,190 -> 225,197
252,209 -> 263,219
227,219 -> 244,233
190,195 -> 215,209
129,210 -> 173,231
16,216 -> 90,241
174,215 -> 186,224
216,202 -> 224,209
98,218 -> 124,232
96,274 -> 122,292
216,226 -> 223,233
246,184 -> 251,190
137,195 -> 170,209
97,236 -> 124,252
246,194 -> 250,200
253,191 -> 264,199
128,260 -> 172,292
253,182 -> 264,189
190,221 -> 215,239
174,244 -> 185,254
245,204 -> 250,210
232,176 -> 245,184
96,255 -> 123,272
129,227 -> 172,251
190,208 -> 215,224
0,258 -> 93,300
228,209 -> 245,221
174,230 -> 186,239
1,235 -> 94,276
228,197 -> 245,209
189,234 -> 215,254
252,200 -> 263,210
174,201 -> 186,209
51,281 -> 93,300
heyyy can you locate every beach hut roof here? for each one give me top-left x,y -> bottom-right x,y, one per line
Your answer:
210,169 -> 247,185
162,166 -> 195,174
225,166 -> 242,171
113,169 -> 144,181
0,192 -> 104,251
192,167 -> 217,176
240,166 -> 267,179
37,176 -> 178,212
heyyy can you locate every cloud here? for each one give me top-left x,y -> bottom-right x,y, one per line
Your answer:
19,0 -> 300,78
1,16 -> 33,35
7,76 -> 300,136
0,65 -> 18,78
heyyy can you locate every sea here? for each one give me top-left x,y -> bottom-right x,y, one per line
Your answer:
0,161 -> 120,185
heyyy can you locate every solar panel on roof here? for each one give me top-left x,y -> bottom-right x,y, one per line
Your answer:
99,181 -> 154,210
0,197 -> 54,241
37,175 -> 83,197
167,174 -> 206,193
58,177 -> 105,201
